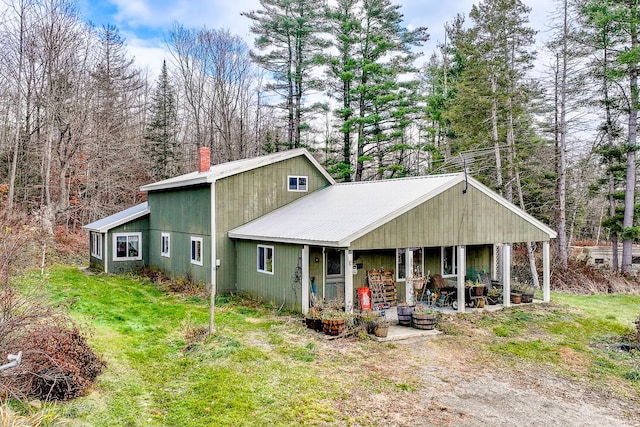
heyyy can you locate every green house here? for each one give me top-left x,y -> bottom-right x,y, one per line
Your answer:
84,148 -> 557,314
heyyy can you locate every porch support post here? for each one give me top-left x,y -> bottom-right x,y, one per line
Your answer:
543,241 -> 551,302
345,250 -> 354,313
502,243 -> 512,307
301,245 -> 310,315
457,245 -> 466,313
491,243 -> 497,281
406,248 -> 414,304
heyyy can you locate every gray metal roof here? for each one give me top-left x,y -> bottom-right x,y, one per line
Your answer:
140,149 -> 335,192
228,173 -> 557,247
82,202 -> 149,233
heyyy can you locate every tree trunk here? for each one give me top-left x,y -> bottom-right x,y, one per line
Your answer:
491,75 -> 502,196
622,19 -> 639,273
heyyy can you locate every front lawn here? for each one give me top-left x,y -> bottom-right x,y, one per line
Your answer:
12,266 -> 640,426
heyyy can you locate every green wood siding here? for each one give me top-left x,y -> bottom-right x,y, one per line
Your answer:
88,232 -> 106,271
107,216 -> 149,274
217,156 -> 332,292
236,241 -> 303,312
351,182 -> 551,250
147,186 -> 211,285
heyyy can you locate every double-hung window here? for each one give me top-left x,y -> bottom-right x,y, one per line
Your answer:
161,233 -> 170,258
257,245 -> 274,274
191,237 -> 203,266
90,232 -> 102,259
113,233 -> 142,261
288,175 -> 308,192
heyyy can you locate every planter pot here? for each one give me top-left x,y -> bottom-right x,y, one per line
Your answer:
521,293 -> 534,303
306,318 -> 323,331
487,296 -> 499,305
511,293 -> 522,304
477,298 -> 485,308
323,318 -> 346,336
397,305 -> 415,326
474,286 -> 485,296
374,324 -> 389,337
412,313 -> 437,330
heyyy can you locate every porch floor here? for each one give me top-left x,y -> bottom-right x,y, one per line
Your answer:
369,299 -> 543,342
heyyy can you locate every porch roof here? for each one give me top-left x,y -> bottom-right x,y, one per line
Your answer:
229,173 -> 557,247
82,202 -> 149,233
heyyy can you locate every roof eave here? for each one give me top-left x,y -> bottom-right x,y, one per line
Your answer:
228,232 -> 345,248
140,175 -> 214,192
82,208 -> 150,233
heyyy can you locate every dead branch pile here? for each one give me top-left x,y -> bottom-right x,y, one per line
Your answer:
0,284 -> 105,401
551,260 -> 640,294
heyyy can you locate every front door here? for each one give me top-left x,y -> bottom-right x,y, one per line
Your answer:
325,249 -> 345,302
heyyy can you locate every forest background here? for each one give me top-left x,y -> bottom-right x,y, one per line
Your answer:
1,0 -> 638,274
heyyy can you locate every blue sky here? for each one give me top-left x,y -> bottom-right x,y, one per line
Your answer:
78,0 -> 555,80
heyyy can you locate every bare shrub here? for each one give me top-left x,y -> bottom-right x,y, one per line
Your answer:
551,259 -> 640,294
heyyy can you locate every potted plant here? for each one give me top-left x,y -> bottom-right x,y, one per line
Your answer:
487,287 -> 501,305
412,305 -> 438,330
321,309 -> 349,336
305,306 -> 323,331
373,317 -> 390,338
359,310 -> 381,334
517,285 -> 535,303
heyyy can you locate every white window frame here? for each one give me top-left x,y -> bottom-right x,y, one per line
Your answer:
91,232 -> 102,260
442,246 -> 457,277
257,244 -> 274,274
191,236 -> 203,266
161,232 -> 170,258
287,175 -> 308,192
113,232 -> 142,261
326,249 -> 343,277
396,248 -> 407,282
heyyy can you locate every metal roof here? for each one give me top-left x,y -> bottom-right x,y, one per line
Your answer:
140,148 -> 335,192
228,173 -> 557,247
82,202 -> 149,233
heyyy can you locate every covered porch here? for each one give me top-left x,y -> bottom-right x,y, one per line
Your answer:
300,242 -> 552,315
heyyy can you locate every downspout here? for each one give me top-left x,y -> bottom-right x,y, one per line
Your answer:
322,247 -> 326,302
209,180 -> 217,334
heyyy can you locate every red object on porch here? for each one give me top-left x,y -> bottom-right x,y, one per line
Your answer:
358,287 -> 372,311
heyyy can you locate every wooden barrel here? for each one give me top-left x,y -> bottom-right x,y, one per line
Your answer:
511,293 -> 522,304
397,305 -> 414,326
412,313 -> 437,330
521,293 -> 533,303
374,324 -> 389,337
323,318 -> 346,335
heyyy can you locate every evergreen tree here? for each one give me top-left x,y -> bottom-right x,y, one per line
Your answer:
243,0 -> 328,149
144,60 -> 180,181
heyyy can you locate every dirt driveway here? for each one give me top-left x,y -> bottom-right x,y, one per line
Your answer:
365,334 -> 640,427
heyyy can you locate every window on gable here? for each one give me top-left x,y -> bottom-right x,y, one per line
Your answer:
113,233 -> 142,261
161,232 -> 170,258
91,232 -> 102,260
288,175 -> 308,192
191,236 -> 203,266
257,245 -> 274,274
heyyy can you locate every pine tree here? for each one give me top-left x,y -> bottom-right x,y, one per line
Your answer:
243,0 -> 328,149
144,60 -> 180,181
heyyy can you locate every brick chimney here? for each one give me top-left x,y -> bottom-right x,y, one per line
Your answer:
198,147 -> 210,173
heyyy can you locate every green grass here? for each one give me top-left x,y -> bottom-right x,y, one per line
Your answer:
13,266 -> 640,425
20,266 -> 345,426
